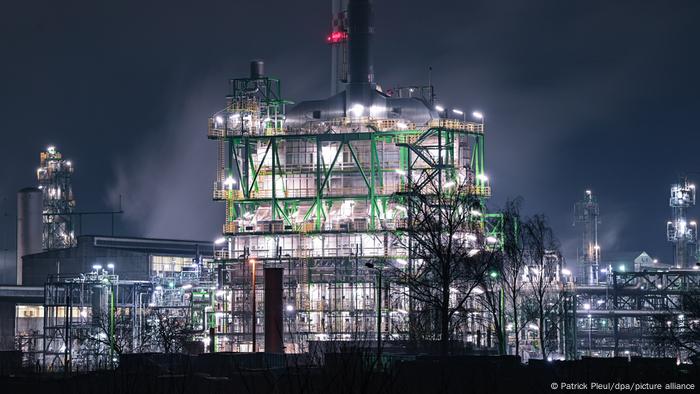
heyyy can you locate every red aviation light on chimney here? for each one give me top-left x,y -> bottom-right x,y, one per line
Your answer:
326,31 -> 348,44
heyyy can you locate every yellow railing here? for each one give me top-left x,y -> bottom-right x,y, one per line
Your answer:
427,119 -> 484,133
222,217 -> 409,235
214,183 -> 485,201
210,111 -> 484,138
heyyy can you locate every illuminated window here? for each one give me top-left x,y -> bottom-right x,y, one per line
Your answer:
16,305 -> 43,318
151,255 -> 190,273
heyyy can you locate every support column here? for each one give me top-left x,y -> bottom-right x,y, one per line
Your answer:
264,267 -> 284,353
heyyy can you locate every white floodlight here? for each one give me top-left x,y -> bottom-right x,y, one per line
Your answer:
561,268 -> 572,276
214,237 -> 226,245
182,284 -> 193,290
92,264 -> 102,271
349,103 -> 364,117
477,174 -> 489,182
224,176 -> 236,189
286,304 -> 295,312
472,111 -> 483,120
434,105 -> 445,112
452,109 -> 464,116
583,303 -> 591,310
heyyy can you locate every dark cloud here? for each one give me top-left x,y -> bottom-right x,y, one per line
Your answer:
1,0 -> 699,270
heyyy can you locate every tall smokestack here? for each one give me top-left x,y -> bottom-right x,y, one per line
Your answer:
345,0 -> 376,113
347,0 -> 374,86
16,187 -> 42,285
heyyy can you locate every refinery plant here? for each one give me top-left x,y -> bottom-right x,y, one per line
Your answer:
0,1 -> 698,386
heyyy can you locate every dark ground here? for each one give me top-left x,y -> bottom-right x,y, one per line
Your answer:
1,352 -> 698,394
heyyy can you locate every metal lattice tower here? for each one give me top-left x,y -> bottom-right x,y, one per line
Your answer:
37,146 -> 76,250
574,190 -> 600,285
667,177 -> 696,268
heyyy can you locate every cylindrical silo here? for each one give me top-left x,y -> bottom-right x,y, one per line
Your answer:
17,187 -> 43,285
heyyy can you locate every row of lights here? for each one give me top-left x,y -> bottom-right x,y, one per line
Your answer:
91,263 -> 115,274
346,103 -> 484,122
433,106 -> 484,122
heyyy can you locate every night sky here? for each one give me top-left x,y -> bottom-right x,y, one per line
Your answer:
1,0 -> 699,274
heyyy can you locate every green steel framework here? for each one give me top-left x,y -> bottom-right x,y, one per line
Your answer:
208,73 -> 503,350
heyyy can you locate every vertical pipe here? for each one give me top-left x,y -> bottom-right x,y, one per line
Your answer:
369,136 -> 376,229
272,138 -> 277,220
251,259 -> 257,352
376,269 -> 382,364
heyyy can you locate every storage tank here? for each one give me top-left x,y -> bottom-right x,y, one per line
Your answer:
16,187 -> 43,285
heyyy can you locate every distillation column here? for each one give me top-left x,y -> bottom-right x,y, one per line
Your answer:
37,146 -> 76,250
667,178 -> 696,268
574,190 -> 600,285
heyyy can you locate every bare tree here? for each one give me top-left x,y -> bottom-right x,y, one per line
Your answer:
653,290 -> 700,360
74,309 -> 134,369
141,308 -> 189,353
397,176 -> 493,355
474,254 -> 507,355
500,198 -> 530,357
522,214 -> 562,360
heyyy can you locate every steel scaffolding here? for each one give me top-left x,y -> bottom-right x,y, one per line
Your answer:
41,272 -> 151,372
37,146 -> 76,250
574,269 -> 700,361
207,69 -> 500,352
667,178 -> 697,268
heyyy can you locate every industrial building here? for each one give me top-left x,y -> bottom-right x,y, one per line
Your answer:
0,0 -> 501,370
571,189 -> 700,362
0,0 -> 697,374
3,235 -> 214,367
205,0 -> 500,353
